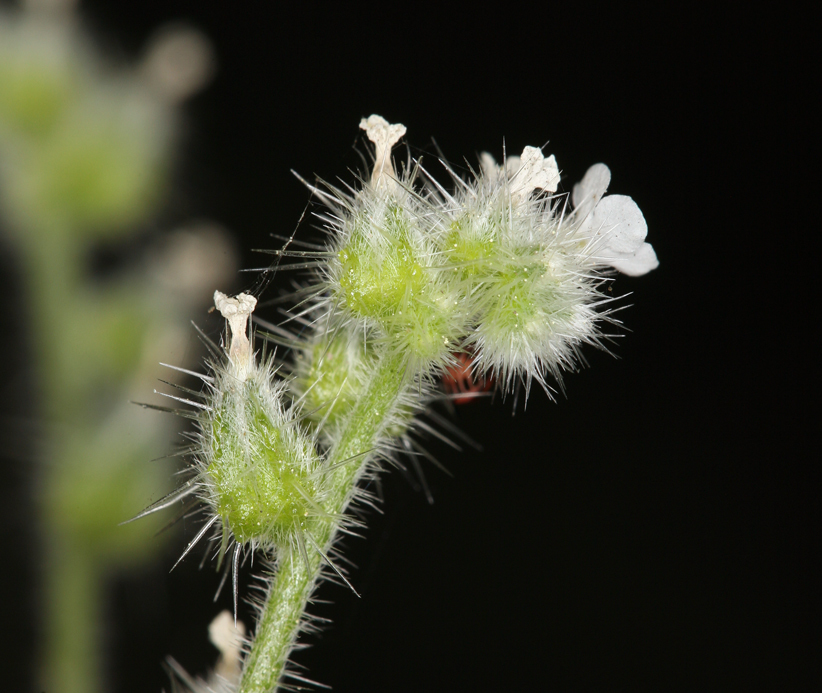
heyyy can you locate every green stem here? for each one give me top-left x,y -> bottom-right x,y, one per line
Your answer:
238,349 -> 408,692
26,230 -> 103,693
40,540 -> 101,693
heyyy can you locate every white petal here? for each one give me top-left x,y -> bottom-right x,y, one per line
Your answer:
572,163 -> 611,220
580,194 -> 658,275
588,194 -> 647,251
608,242 -> 659,276
521,146 -> 560,193
480,152 -> 499,179
509,146 -> 559,205
503,155 -> 522,178
209,610 -> 246,660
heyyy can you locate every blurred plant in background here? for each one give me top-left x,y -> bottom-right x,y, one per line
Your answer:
0,1 -> 235,691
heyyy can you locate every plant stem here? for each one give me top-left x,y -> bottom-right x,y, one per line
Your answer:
40,540 -> 101,693
238,349 -> 409,692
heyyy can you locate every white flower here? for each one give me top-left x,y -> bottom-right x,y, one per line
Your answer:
359,114 -> 406,191
509,146 -> 560,203
480,146 -> 560,205
573,164 -> 658,276
208,610 -> 246,685
213,290 -> 257,379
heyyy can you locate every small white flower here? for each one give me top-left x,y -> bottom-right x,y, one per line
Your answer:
573,163 -> 658,276
480,146 -> 560,205
509,146 -> 560,204
214,290 -> 257,379
208,610 -> 246,684
359,114 -> 406,191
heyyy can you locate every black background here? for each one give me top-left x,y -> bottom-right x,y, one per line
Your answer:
1,2 -> 815,691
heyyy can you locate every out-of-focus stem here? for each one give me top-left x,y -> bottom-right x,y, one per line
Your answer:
41,539 -> 101,693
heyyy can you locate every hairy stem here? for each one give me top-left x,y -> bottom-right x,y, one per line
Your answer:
238,349 -> 409,692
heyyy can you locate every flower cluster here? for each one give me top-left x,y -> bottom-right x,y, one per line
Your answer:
305,115 -> 658,395
147,115 -> 658,692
